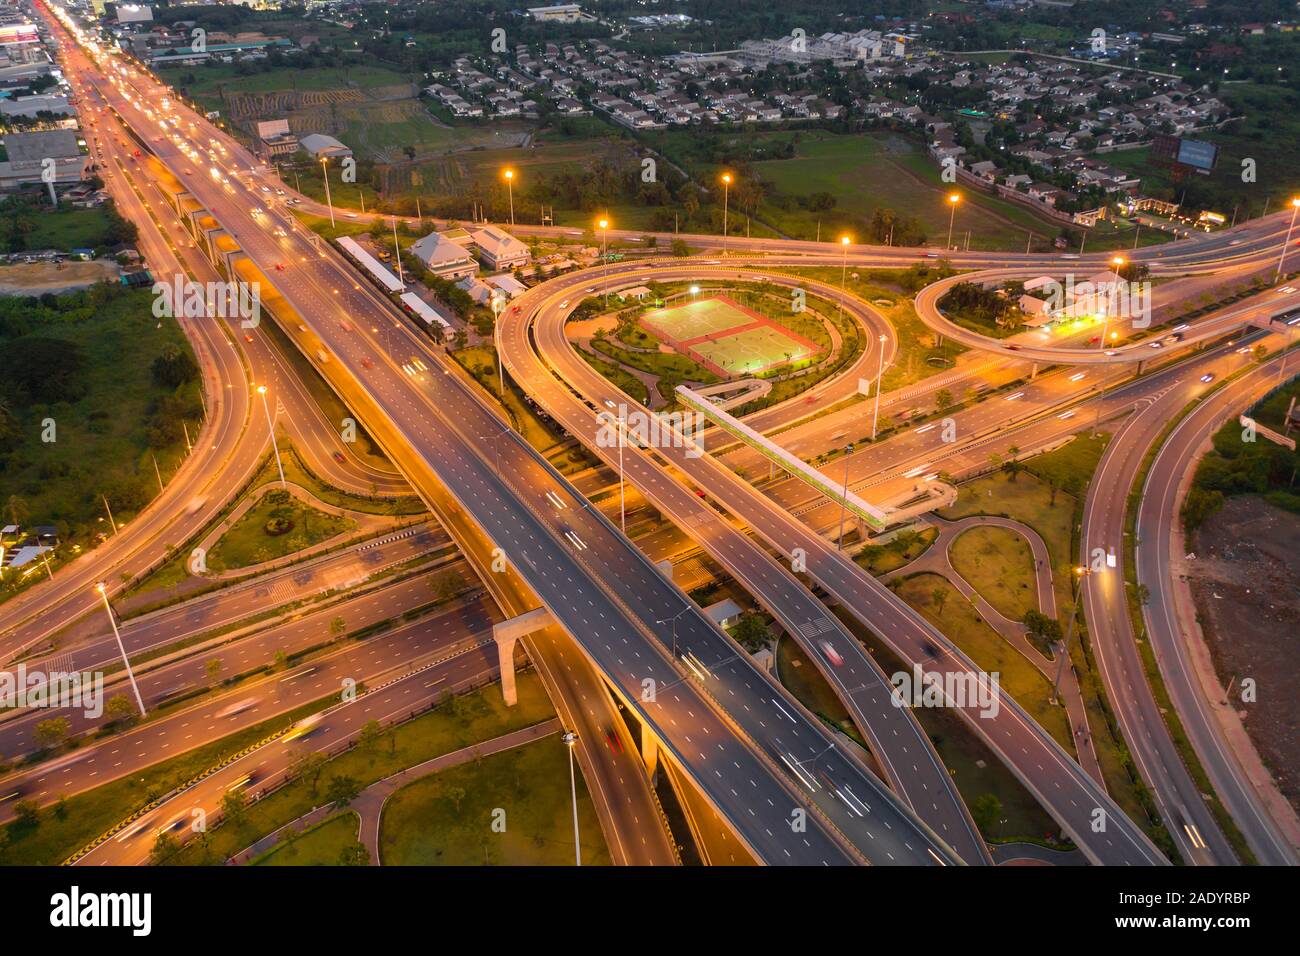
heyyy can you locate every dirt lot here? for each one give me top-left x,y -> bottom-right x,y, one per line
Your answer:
0,259 -> 119,295
1187,494 -> 1300,812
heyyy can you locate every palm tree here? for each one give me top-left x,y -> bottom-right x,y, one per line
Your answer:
930,585 -> 948,615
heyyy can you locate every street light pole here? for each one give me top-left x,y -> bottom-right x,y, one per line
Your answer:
1275,197 -> 1300,283
946,193 -> 960,251
836,443 -> 855,550
562,731 -> 581,866
320,157 -> 334,228
391,217 -> 404,288
96,583 -> 147,717
1052,567 -> 1089,705
618,407 -> 626,535
598,218 -> 609,307
256,385 -> 286,488
871,334 -> 887,440
720,172 -> 732,255
838,234 -> 850,321
503,168 -> 515,227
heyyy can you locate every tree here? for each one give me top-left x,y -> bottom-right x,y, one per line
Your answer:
431,571 -> 460,603
1022,610 -> 1063,645
935,388 -> 954,411
731,612 -> 772,652
330,616 -> 347,636
149,831 -> 179,865
442,784 -> 466,813
151,344 -> 199,388
33,716 -> 70,750
205,658 -> 223,683
930,586 -> 948,615
358,719 -> 382,752
1002,446 -> 1023,482
290,752 -> 328,796
105,694 -> 138,725
970,793 -> 1002,834
670,238 -> 689,257
5,494 -> 29,527
12,799 -> 40,827
325,774 -> 362,807
220,790 -> 248,827
338,841 -> 369,866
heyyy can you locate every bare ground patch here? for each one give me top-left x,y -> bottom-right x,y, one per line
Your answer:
1187,494 -> 1300,812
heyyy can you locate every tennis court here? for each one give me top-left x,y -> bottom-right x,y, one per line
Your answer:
690,325 -> 818,375
641,296 -> 757,344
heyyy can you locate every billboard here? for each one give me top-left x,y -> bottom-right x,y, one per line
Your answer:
1176,138 -> 1218,174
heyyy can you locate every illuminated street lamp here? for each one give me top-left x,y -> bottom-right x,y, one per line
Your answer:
871,333 -> 888,441
502,168 -> 515,227
562,731 -> 582,866
96,582 -> 147,718
946,192 -> 961,251
720,172 -> 733,255
320,156 -> 334,228
1275,196 -> 1300,283
838,234 -> 851,321
598,217 -> 610,305
256,385 -> 286,488
1052,566 -> 1093,705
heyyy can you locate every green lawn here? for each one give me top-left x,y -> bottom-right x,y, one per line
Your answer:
949,525 -> 1039,622
940,470 -> 1078,618
251,811 -> 363,866
379,737 -> 610,865
855,527 -> 938,576
0,289 -> 200,550
0,697 -> 328,866
894,573 -> 1074,755
206,490 -> 354,573
170,673 -> 556,864
0,202 -> 120,252
774,636 -> 864,749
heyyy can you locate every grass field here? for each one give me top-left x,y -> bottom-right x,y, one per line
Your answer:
0,203 -> 119,252
774,636 -> 865,749
0,290 -> 199,546
642,296 -> 756,342
379,737 -> 610,865
895,573 -> 1074,755
251,811 -> 362,866
949,526 -> 1040,623
0,696 -> 330,865
206,491 -> 355,573
855,526 -> 938,576
170,673 -> 556,864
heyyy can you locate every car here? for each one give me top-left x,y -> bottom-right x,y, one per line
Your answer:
340,321 -> 352,332
819,641 -> 845,667
1105,350 -> 1118,356
345,212 -> 358,219
1149,341 -> 1163,348
244,334 -> 254,343
1088,335 -> 1100,344
511,305 -> 521,314
695,489 -> 706,498
360,357 -> 374,370
924,251 -> 940,258
332,451 -> 347,465
1200,373 -> 1216,383
558,299 -> 569,309
605,730 -> 623,754
274,263 -> 285,272
1006,344 -> 1020,351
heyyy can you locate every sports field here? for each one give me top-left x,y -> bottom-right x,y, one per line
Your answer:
641,295 -> 821,376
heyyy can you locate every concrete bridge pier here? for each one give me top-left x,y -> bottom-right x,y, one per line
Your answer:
492,606 -> 553,705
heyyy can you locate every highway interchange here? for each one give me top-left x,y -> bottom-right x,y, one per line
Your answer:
3,0 -> 1299,868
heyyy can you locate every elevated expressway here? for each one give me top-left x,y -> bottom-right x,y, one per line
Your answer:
502,262 -> 1169,866
48,11 -> 963,867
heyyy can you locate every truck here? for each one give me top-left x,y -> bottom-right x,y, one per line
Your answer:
315,349 -> 330,364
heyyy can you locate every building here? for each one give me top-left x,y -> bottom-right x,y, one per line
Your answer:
703,598 -> 744,629
255,119 -> 298,159
0,94 -> 74,119
0,129 -> 86,192
484,273 -> 527,299
528,4 -> 585,22
298,133 -> 352,160
470,226 -> 530,271
115,3 -> 154,24
410,231 -> 478,281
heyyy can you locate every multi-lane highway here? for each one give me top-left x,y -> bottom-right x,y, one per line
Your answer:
45,11 -> 964,865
